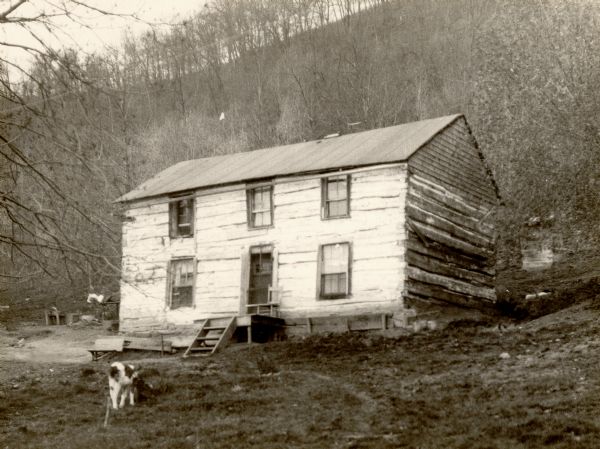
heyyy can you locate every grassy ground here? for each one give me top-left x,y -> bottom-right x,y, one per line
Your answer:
2,300 -> 600,449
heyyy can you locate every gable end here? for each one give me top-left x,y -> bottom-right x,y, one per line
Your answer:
405,116 -> 498,311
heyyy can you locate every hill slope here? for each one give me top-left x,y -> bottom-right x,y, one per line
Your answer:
2,298 -> 600,448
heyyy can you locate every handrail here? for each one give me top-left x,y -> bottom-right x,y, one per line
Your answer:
245,286 -> 281,317
246,302 -> 280,317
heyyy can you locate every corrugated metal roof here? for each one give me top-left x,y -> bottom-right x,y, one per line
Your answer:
117,114 -> 462,202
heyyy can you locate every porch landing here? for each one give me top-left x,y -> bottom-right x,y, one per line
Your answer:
237,314 -> 285,343
184,314 -> 285,357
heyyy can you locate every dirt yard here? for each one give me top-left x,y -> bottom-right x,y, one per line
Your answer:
2,300 -> 600,449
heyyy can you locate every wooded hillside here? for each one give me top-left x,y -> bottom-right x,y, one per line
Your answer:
1,0 -> 598,312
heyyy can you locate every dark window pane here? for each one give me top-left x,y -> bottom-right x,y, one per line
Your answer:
172,259 -> 194,287
249,250 -> 273,305
172,286 -> 193,309
178,223 -> 191,235
174,198 -> 193,236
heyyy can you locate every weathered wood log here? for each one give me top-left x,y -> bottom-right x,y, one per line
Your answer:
409,134 -> 496,201
406,250 -> 494,287
407,204 -> 493,249
409,175 -> 490,219
406,280 -> 495,309
433,131 -> 488,171
403,291 -> 497,313
407,266 -> 495,301
407,191 -> 494,237
410,158 -> 495,205
406,235 -> 495,275
408,219 -> 493,258
412,121 -> 498,203
417,138 -> 488,182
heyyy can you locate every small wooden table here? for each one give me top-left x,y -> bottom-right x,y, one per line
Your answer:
88,337 -> 124,361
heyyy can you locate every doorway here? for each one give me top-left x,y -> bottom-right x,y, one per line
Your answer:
248,245 -> 273,306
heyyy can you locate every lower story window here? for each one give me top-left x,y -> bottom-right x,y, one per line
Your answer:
169,258 -> 195,309
319,242 -> 351,299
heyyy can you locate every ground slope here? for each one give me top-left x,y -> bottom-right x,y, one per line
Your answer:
1,300 -> 600,449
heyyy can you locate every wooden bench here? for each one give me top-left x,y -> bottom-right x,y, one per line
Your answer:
88,337 -> 124,361
124,337 -> 172,355
88,335 -> 174,361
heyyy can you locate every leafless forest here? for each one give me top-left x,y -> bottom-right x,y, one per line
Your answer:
1,0 -> 599,311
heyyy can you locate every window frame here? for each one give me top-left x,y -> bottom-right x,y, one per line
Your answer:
168,194 -> 195,238
166,257 -> 196,309
316,242 -> 352,300
246,184 -> 274,229
321,175 -> 351,220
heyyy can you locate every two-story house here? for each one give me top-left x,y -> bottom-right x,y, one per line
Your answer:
116,114 -> 499,334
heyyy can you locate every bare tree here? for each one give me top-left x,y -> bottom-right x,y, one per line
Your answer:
0,1 -> 138,293
473,0 -> 600,262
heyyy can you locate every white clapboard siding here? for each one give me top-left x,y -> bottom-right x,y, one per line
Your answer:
126,203 -> 168,218
126,212 -> 169,228
120,165 -> 408,329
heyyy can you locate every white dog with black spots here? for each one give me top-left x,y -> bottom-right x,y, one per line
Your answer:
108,362 -> 141,410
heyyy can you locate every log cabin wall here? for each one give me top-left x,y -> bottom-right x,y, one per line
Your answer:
405,117 -> 498,310
119,165 -> 408,332
120,200 -> 195,331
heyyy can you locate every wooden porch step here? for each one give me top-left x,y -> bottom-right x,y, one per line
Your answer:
183,316 -> 237,358
189,347 -> 213,353
196,336 -> 220,341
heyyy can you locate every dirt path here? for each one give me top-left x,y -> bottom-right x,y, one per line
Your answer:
0,324 -> 109,364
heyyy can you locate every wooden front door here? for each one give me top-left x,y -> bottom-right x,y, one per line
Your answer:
248,247 -> 273,305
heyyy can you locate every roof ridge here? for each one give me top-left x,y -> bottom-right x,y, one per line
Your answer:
116,114 -> 464,202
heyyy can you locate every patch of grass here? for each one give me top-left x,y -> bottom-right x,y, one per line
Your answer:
3,307 -> 600,448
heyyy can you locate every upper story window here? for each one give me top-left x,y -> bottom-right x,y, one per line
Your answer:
169,196 -> 194,238
168,258 -> 195,309
322,175 -> 350,219
318,242 -> 351,299
247,185 -> 273,228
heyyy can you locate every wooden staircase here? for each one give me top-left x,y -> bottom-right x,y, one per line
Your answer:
183,316 -> 237,357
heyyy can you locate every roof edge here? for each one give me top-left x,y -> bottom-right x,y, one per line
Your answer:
114,160 -> 410,205
406,113 -> 464,162
115,113 -> 464,204
461,116 -> 503,203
